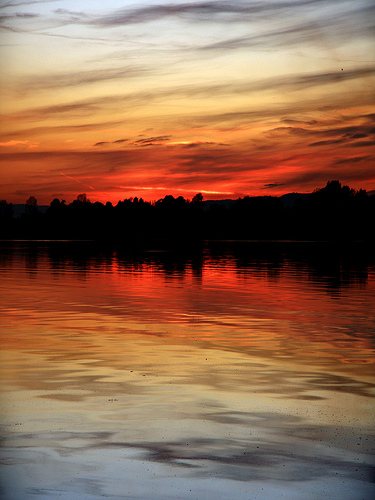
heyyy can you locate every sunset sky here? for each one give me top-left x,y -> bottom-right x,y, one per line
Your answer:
0,0 -> 374,204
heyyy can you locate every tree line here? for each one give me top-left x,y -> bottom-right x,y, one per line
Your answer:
0,181 -> 373,241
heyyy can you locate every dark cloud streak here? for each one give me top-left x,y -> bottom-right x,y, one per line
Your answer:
94,139 -> 128,146
263,183 -> 285,189
133,136 -> 171,146
9,65 -> 374,121
87,1 -> 364,28
332,155 -> 373,166
0,1 -> 59,8
3,120 -> 127,138
309,138 -> 346,147
18,66 -> 151,92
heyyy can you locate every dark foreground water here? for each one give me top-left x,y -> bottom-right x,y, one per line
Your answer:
0,241 -> 374,499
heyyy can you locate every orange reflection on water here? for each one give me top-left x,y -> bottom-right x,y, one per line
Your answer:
0,244 -> 374,374
0,244 -> 374,499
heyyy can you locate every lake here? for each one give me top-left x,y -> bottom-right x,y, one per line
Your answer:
0,241 -> 374,499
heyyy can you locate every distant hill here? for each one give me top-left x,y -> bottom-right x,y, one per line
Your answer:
279,193 -> 311,208
203,193 -> 310,211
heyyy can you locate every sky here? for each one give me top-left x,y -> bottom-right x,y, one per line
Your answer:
0,0 -> 374,204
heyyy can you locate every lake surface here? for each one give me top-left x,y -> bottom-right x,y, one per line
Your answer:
0,241 -> 374,499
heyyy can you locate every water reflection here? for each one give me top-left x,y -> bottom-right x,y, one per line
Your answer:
1,240 -> 373,289
0,242 -> 374,499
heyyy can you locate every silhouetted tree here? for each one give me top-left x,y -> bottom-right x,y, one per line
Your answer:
1,180 -> 373,241
26,196 -> 38,215
26,196 -> 37,206
76,193 -> 89,203
50,198 -> 61,209
192,193 -> 203,204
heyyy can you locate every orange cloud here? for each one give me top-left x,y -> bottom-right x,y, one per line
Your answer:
0,140 -> 39,149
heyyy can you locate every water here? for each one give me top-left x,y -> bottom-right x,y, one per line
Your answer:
0,241 -> 374,499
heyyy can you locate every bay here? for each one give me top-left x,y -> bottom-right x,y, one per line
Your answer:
0,241 -> 374,499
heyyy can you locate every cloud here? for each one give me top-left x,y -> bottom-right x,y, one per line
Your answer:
4,0 -> 372,52
198,11 -> 374,53
0,12 -> 39,25
6,64 -> 373,127
157,66 -> 375,98
1,1 -> 374,203
85,1 -> 372,29
2,138 -> 374,204
282,118 -> 318,125
133,136 -> 171,146
263,182 -> 285,189
94,139 -> 128,147
14,12 -> 39,18
15,58 -> 375,102
2,0 -> 374,61
0,139 -> 38,148
3,97 -> 119,120
19,66 -> 150,92
4,1 -> 369,28
88,2 -> 279,27
351,141 -> 375,148
232,67 -> 375,95
267,114 -> 375,150
179,141 -> 222,148
277,164 -> 375,191
53,8 -> 87,21
4,87 -> 372,150
0,1 -> 58,7
309,137 -> 371,147
332,155 -> 374,166
344,133 -> 368,139
3,119 -> 127,138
